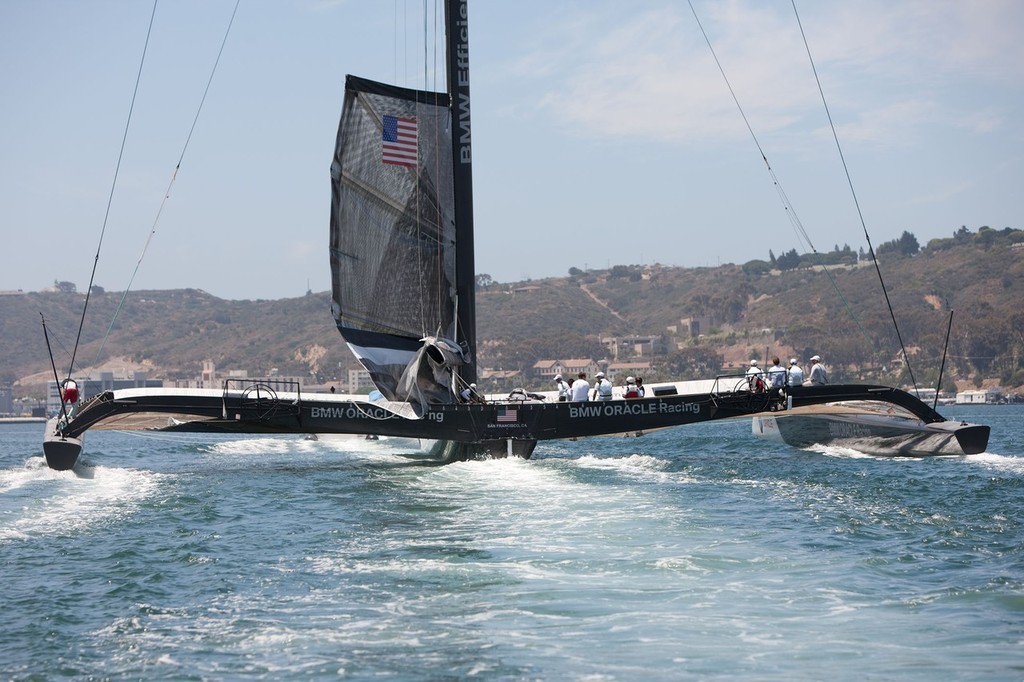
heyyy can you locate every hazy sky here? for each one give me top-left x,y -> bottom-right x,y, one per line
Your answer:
2,0 -> 1021,300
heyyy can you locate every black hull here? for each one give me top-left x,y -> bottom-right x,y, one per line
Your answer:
52,384 -> 772,445
43,417 -> 84,470
41,382 -> 988,468
753,408 -> 990,456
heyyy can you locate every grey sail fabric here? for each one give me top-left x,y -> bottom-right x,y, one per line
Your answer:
330,76 -> 463,406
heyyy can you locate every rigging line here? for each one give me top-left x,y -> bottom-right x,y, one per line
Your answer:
433,0 -> 440,91
423,0 -> 428,89
416,0 -> 426,334
934,309 -> 954,411
41,314 -> 71,426
93,0 -> 242,365
65,0 -> 158,382
431,2 -> 444,334
791,1 -> 917,391
685,0 -> 874,348
437,0 -> 446,329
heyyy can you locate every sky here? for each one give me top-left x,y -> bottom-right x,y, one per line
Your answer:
2,0 -> 1022,301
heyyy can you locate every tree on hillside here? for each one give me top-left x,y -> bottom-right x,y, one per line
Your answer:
953,225 -> 972,244
742,260 -> 772,276
663,346 -> 724,380
775,248 -> 801,270
877,231 -> 919,258
975,226 -> 997,250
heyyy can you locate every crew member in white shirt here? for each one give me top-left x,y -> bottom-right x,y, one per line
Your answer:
570,372 -> 591,401
766,357 -> 786,389
788,359 -> 804,386
808,355 -> 828,385
554,374 -> 571,402
746,360 -> 764,391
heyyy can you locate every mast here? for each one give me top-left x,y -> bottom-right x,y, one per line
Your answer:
445,0 -> 476,384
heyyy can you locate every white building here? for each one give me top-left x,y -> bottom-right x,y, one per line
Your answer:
955,387 -> 1003,404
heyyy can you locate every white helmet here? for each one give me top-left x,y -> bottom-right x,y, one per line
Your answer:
626,376 -> 635,383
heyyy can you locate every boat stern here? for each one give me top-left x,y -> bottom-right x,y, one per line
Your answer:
953,422 -> 990,455
42,417 -> 83,471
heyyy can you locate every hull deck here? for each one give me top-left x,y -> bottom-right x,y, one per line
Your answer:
42,380 -> 989,469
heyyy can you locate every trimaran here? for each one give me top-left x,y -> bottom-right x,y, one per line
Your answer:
42,1 -> 990,470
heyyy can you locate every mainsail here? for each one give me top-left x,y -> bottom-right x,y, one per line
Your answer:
329,75 -> 464,409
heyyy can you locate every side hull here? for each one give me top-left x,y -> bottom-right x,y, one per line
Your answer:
753,410 -> 989,456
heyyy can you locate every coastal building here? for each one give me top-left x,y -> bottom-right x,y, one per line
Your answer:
0,385 -> 13,416
605,361 -> 652,384
533,359 -> 600,382
347,367 -> 374,393
601,335 -> 667,360
955,387 -> 1004,404
479,368 -> 522,393
531,360 -> 564,382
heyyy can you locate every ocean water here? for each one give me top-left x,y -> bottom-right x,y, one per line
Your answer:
1,406 -> 1022,680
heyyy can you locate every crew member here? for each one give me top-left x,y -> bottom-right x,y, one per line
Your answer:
809,355 -> 828,385
460,383 -> 484,403
746,360 -> 765,392
570,372 -> 591,401
554,374 -> 571,402
767,357 -> 786,389
788,359 -> 804,386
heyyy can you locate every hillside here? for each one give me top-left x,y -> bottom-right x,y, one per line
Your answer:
3,226 -> 1022,397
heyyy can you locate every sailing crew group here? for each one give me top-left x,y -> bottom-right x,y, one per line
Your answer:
554,371 -> 649,402
746,355 -> 825,388
536,354 -> 827,405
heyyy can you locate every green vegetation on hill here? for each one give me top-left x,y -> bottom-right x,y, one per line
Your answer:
3,225 -> 1022,396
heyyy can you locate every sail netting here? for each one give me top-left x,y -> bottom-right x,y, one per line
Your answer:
330,75 -> 462,408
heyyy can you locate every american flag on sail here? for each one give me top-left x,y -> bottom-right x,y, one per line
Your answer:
496,407 -> 518,423
382,114 -> 418,167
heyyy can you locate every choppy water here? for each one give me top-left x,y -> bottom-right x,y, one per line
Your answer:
2,405 -> 1022,680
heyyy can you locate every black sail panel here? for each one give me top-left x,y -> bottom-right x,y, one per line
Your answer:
330,76 -> 460,403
